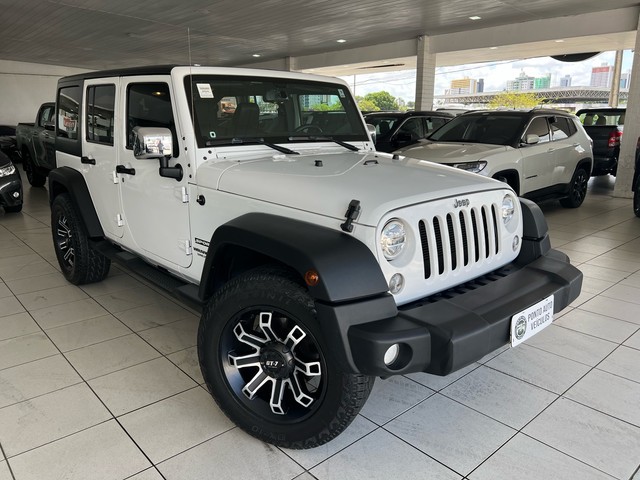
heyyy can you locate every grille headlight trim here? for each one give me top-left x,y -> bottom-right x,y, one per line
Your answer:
0,164 -> 16,177
502,194 -> 515,225
380,219 -> 407,261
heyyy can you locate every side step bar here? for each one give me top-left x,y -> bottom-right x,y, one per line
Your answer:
92,240 -> 202,310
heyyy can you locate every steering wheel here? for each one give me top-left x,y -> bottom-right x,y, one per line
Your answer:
293,124 -> 323,134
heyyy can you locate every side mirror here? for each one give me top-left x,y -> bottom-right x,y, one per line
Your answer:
524,134 -> 540,145
366,124 -> 376,144
394,131 -> 415,146
132,126 -> 182,181
44,121 -> 55,131
133,127 -> 173,159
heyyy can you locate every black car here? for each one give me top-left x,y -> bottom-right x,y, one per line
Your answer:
0,125 -> 19,163
364,111 -> 454,153
0,150 -> 22,213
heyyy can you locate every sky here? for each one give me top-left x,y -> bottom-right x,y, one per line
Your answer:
339,50 -> 634,103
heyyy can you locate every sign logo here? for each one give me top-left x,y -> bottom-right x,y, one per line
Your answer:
514,316 -> 527,340
453,198 -> 470,208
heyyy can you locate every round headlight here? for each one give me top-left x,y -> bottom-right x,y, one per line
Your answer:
502,194 -> 515,225
380,219 -> 406,260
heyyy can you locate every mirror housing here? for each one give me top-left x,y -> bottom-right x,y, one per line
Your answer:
366,123 -> 376,144
133,127 -> 173,159
524,134 -> 540,145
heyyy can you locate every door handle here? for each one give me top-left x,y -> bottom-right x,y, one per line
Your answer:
116,165 -> 136,175
81,156 -> 96,165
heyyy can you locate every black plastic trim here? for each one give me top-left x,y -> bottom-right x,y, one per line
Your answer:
48,167 -> 104,238
200,213 -> 389,304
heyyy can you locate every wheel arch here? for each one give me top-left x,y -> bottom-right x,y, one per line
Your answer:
492,169 -> 520,195
198,213 -> 389,304
48,167 -> 104,239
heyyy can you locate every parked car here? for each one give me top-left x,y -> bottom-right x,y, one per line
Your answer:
0,150 -> 23,213
395,109 -> 594,208
0,125 -> 19,162
364,110 -> 454,152
16,102 -> 56,186
575,107 -> 624,176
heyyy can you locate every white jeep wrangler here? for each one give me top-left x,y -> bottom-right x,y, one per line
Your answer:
48,66 -> 582,448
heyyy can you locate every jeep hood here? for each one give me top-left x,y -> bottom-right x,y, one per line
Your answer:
198,151 -> 506,226
396,141 -> 509,163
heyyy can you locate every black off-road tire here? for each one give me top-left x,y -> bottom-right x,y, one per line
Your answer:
198,267 -> 374,449
51,193 -> 110,284
22,149 -> 46,187
560,168 -> 589,208
634,179 -> 640,218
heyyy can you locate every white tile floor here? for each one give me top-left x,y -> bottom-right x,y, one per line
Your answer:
1,171 -> 640,480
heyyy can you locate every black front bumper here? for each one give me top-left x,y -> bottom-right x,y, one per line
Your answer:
0,170 -> 23,209
317,248 -> 582,377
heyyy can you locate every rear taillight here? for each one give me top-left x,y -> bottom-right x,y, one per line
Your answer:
608,130 -> 622,148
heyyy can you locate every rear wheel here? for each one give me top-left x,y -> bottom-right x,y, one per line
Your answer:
198,268 -> 374,449
634,179 -> 640,218
560,168 -> 588,208
51,193 -> 110,284
22,149 -> 46,187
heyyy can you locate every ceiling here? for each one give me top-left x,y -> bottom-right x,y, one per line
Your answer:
0,0 -> 638,75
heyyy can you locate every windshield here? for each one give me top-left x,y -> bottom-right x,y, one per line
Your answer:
428,113 -> 527,145
185,75 -> 368,148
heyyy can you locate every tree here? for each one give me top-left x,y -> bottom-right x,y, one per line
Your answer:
488,91 -> 544,110
364,91 -> 399,111
357,99 -> 379,112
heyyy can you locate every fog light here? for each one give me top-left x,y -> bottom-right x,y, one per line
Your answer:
389,273 -> 404,294
384,344 -> 400,366
12,192 -> 20,198
512,236 -> 520,251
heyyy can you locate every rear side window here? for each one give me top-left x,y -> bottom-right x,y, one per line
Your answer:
86,85 -> 115,145
550,116 -> 575,141
57,86 -> 81,140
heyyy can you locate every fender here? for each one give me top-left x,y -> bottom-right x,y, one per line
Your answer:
516,198 -> 551,265
48,167 -> 104,238
199,213 -> 390,304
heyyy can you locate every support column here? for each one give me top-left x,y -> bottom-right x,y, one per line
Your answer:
285,56 -> 297,72
415,36 -> 436,110
609,50 -> 623,107
613,18 -> 640,198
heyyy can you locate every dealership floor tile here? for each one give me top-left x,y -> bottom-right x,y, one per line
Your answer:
0,171 -> 639,480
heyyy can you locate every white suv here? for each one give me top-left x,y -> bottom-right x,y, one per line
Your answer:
395,109 -> 593,208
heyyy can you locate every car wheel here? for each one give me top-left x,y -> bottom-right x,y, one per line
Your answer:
198,267 -> 374,449
634,180 -> 640,218
3,204 -> 22,213
51,193 -> 111,284
22,149 -> 46,187
560,168 -> 589,208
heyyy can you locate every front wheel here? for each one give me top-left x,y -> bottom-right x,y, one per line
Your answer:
634,179 -> 640,218
198,268 -> 374,449
21,149 -> 46,187
560,168 -> 588,208
51,193 -> 110,284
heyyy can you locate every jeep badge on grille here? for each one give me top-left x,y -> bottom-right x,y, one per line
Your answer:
453,198 -> 470,208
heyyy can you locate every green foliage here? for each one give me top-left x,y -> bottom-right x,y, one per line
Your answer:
364,91 -> 399,111
309,102 -> 343,111
358,99 -> 379,112
488,91 -> 544,109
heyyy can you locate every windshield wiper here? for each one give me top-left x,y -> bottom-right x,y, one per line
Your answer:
207,137 -> 299,155
288,135 -> 360,152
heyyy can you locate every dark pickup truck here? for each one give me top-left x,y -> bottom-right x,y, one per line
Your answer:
16,102 -> 56,186
576,107 -> 624,176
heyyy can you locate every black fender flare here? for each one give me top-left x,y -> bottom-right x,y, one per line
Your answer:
199,213 -> 390,304
48,167 -> 104,238
516,198 -> 551,265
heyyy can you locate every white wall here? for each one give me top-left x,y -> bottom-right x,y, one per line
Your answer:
0,60 -> 88,126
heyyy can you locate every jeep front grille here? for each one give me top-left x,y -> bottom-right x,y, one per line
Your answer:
418,204 -> 501,279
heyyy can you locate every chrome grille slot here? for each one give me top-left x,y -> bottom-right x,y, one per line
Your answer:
419,201 -> 502,280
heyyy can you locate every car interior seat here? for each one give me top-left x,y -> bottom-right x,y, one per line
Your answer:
595,116 -> 607,126
583,114 -> 594,126
618,114 -> 625,126
232,102 -> 260,137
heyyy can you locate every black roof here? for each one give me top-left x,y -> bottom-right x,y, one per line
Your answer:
459,108 -> 576,118
363,110 -> 454,118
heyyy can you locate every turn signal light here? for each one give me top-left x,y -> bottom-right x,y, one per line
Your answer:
304,270 -> 320,287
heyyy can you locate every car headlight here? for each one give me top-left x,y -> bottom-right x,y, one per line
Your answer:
380,219 -> 406,260
0,164 -> 16,177
502,194 -> 515,225
451,161 -> 487,173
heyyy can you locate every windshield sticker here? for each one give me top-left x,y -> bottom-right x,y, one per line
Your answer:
196,83 -> 214,99
338,89 -> 346,98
